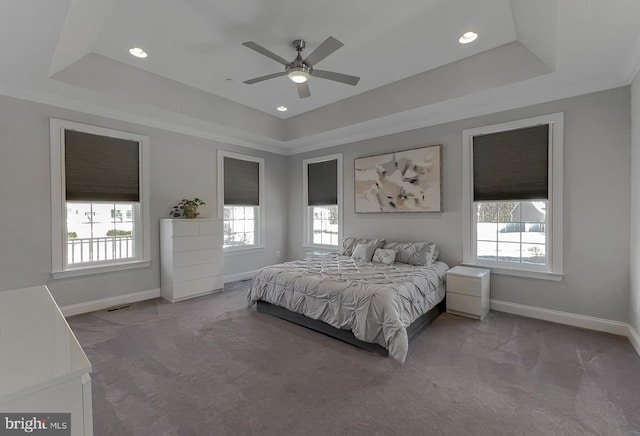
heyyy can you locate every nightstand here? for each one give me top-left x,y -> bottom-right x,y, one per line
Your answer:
446,266 -> 490,320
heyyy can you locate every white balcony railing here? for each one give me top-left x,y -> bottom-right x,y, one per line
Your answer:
67,236 -> 134,265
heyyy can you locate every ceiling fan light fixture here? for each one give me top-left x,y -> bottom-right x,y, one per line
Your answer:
288,66 -> 310,83
458,31 -> 478,44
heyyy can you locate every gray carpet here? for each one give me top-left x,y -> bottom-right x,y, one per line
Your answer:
68,280 -> 640,436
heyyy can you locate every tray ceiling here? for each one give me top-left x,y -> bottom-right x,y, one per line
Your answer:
0,0 -> 639,153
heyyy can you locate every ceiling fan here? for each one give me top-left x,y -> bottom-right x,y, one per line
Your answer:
242,37 -> 360,99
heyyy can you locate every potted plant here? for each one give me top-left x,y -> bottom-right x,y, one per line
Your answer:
170,198 -> 206,219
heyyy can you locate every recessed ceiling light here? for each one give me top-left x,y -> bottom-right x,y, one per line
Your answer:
276,106 -> 288,112
458,31 -> 478,44
129,47 -> 148,58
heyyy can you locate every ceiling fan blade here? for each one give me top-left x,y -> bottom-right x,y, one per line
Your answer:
303,36 -> 344,67
312,70 -> 360,86
242,41 -> 292,66
297,82 -> 311,99
243,71 -> 287,84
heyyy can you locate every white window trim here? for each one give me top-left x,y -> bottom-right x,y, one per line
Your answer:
302,153 -> 343,250
462,113 -> 564,280
50,118 -> 151,279
217,150 -> 265,252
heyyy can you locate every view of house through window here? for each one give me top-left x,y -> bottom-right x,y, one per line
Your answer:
223,205 -> 257,248
463,114 -> 563,276
66,202 -> 136,265
476,201 -> 546,265
310,205 -> 339,246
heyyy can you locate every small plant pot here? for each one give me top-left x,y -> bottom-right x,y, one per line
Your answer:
183,205 -> 199,219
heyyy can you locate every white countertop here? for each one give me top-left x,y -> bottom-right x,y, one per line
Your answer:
0,286 -> 91,403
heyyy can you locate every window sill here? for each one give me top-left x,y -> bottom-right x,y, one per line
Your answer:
302,244 -> 340,253
224,246 -> 265,256
462,263 -> 563,282
52,260 -> 151,279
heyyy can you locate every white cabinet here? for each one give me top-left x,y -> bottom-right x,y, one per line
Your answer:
160,218 -> 223,302
0,286 -> 93,436
446,266 -> 490,320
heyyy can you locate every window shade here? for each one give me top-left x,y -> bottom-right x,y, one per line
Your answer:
308,159 -> 338,206
224,157 -> 260,206
473,124 -> 549,201
65,130 -> 140,202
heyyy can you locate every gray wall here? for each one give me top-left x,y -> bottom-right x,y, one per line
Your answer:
0,95 -> 288,307
631,75 -> 640,335
288,87 -> 631,323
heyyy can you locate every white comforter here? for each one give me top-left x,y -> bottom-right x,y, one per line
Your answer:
248,254 -> 448,362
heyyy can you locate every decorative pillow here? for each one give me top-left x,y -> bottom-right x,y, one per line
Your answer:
351,243 -> 378,262
384,241 -> 437,266
372,248 -> 396,265
340,237 -> 386,257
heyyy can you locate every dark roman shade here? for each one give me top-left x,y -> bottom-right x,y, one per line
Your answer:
473,124 -> 549,201
224,157 -> 260,206
65,130 -> 140,202
307,159 -> 338,206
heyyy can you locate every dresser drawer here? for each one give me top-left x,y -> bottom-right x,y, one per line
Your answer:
172,221 -> 200,237
172,234 -> 223,252
447,293 -> 488,319
447,273 -> 489,297
173,249 -> 223,268
172,275 -> 224,301
173,262 -> 223,283
198,220 -> 221,236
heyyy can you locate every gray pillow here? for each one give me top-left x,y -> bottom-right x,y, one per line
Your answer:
340,237 -> 386,257
431,247 -> 440,263
384,241 -> 437,266
351,243 -> 378,262
372,248 -> 396,265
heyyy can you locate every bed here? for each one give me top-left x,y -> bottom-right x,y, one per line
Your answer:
248,241 -> 448,363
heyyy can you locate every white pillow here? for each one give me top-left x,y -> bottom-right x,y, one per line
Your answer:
351,242 -> 378,262
341,237 -> 386,257
372,248 -> 396,265
384,241 -> 437,266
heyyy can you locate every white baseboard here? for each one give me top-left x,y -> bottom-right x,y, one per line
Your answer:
61,288 -> 160,317
490,299 -> 630,336
628,324 -> 640,357
224,270 -> 259,283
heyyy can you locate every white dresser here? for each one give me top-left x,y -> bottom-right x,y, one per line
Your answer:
160,218 -> 224,302
446,266 -> 491,320
0,286 -> 93,436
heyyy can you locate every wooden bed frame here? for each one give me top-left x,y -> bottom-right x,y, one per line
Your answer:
256,298 -> 446,356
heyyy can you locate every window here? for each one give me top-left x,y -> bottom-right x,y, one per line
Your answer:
303,154 -> 342,248
217,151 -> 264,250
50,119 -> 150,278
462,113 -> 563,280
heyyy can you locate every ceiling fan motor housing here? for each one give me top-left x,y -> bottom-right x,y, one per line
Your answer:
292,39 -> 306,52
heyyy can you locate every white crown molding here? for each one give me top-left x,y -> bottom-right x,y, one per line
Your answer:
60,288 -> 160,317
0,73 -> 629,158
280,74 -> 627,155
0,81 -> 290,155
